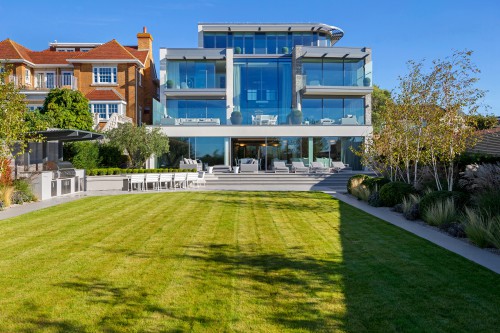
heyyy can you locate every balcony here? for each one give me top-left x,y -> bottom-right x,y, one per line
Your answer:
8,75 -> 78,91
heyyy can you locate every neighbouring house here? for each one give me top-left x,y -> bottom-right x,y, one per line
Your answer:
468,127 -> 500,156
0,27 -> 159,126
154,23 -> 373,170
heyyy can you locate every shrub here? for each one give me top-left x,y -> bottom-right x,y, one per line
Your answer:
379,182 -> 415,207
347,174 -> 370,194
368,191 -> 382,207
99,143 -> 123,168
362,177 -> 391,192
473,190 -> 500,217
351,185 -> 370,201
68,141 -> 101,170
419,191 -> 469,217
459,162 -> 500,193
0,158 -> 12,186
13,179 -> 36,202
423,198 -> 457,227
463,208 -> 497,248
402,194 -> 421,221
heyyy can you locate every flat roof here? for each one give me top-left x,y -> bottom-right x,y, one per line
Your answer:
33,129 -> 104,142
198,22 -> 344,45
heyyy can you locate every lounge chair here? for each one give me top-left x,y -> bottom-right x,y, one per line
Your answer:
273,161 -> 289,173
310,162 -> 330,173
186,172 -> 199,188
291,161 -> 309,173
331,161 -> 352,172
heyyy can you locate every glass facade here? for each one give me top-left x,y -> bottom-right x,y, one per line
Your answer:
302,58 -> 371,87
203,32 -> 332,54
166,99 -> 227,124
302,98 -> 365,125
166,60 -> 226,89
161,136 -> 363,170
233,58 -> 292,125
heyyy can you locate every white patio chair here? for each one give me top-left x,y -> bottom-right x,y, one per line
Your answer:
128,174 -> 145,191
311,162 -> 330,173
186,172 -> 199,188
331,161 -> 352,172
273,161 -> 289,173
159,173 -> 174,190
292,161 -> 309,173
145,173 -> 160,191
195,171 -> 206,187
172,172 -> 187,190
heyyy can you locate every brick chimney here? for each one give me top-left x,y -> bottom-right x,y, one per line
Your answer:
137,26 -> 153,51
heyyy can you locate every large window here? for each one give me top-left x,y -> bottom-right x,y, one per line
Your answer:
302,58 -> 369,87
166,60 -> 225,89
233,58 -> 292,125
166,99 -> 226,124
93,67 -> 117,84
302,98 -> 365,125
91,103 -> 121,120
202,31 -> 331,54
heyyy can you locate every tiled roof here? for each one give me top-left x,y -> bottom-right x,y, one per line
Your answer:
72,40 -> 142,63
85,89 -> 124,101
468,127 -> 500,156
29,51 -> 84,64
0,38 -> 143,66
0,39 -> 33,62
124,46 -> 149,64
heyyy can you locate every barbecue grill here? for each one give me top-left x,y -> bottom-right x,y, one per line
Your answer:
43,161 -> 77,179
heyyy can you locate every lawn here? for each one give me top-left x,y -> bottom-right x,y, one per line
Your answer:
0,192 -> 499,332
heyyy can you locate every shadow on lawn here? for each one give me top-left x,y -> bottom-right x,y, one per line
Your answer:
179,243 -> 346,331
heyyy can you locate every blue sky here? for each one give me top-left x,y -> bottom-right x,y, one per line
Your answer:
1,0 -> 499,115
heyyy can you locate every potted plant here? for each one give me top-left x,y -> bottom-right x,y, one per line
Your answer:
230,110 -> 243,125
166,79 -> 174,88
281,46 -> 289,54
363,77 -> 371,87
288,109 -> 303,125
234,47 -> 242,54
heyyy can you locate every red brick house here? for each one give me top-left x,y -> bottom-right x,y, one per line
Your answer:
0,27 -> 158,125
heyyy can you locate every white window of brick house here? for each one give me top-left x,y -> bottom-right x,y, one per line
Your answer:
90,103 -> 122,120
25,68 -> 31,85
93,66 -> 117,84
56,48 -> 75,52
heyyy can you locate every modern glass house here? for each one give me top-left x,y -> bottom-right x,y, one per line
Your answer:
153,23 -> 373,171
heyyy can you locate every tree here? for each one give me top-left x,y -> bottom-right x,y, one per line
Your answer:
362,50 -> 485,191
466,114 -> 498,130
24,109 -> 53,132
63,141 -> 101,169
41,88 -> 93,130
371,85 -> 392,133
0,65 -> 30,181
106,123 -> 169,168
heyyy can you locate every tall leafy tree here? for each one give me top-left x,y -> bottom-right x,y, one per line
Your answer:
371,85 -> 392,133
41,88 -> 93,131
0,65 -> 30,180
106,123 -> 169,168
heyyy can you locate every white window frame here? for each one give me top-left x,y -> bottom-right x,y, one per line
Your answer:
92,66 -> 118,84
25,68 -> 31,85
80,48 -> 92,52
61,71 -> 73,86
35,71 -> 56,89
90,102 -> 124,120
56,48 -> 75,52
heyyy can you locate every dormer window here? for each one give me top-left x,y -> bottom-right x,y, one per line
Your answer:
93,66 -> 117,84
56,48 -> 75,52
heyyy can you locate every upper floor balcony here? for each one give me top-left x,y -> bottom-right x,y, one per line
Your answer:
8,74 -> 78,91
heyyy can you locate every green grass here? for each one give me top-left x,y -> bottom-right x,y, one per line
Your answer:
0,192 -> 499,332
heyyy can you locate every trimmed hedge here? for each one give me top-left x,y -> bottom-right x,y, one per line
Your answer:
347,174 -> 371,194
419,190 -> 469,217
86,168 -> 197,176
362,177 -> 391,192
379,181 -> 415,207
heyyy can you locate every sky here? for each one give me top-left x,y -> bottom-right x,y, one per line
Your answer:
1,0 -> 499,115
